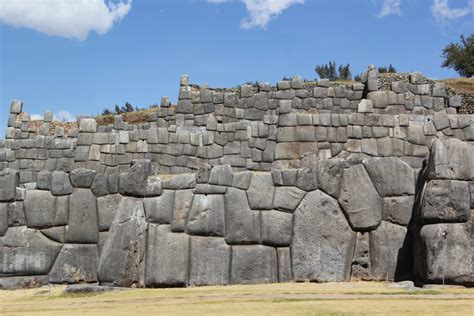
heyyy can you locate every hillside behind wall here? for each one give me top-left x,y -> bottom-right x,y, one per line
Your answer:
0,65 -> 472,289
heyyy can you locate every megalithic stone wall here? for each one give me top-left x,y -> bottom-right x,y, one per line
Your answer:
0,65 -> 472,289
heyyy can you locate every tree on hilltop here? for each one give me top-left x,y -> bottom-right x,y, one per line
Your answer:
442,33 -> 473,78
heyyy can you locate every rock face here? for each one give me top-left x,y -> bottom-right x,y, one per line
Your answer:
427,139 -> 474,181
189,236 -> 230,286
363,158 -> 415,197
49,244 -> 99,283
65,189 -> 99,243
230,245 -> 278,284
292,190 -> 355,282
338,164 -> 382,231
0,169 -> 18,202
224,188 -> 260,244
98,197 -> 147,287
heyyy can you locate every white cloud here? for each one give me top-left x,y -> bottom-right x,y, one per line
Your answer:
30,111 -> 75,122
30,114 -> 44,121
208,0 -> 304,29
0,0 -> 132,40
431,0 -> 474,23
377,0 -> 402,18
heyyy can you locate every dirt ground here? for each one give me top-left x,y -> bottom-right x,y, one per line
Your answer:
1,282 -> 473,315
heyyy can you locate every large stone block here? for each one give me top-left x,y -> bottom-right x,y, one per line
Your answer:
272,187 -> 306,212
0,226 -> 62,276
277,248 -> 292,282
296,168 -> 318,191
189,236 -> 230,286
292,190 -> 355,282
363,157 -> 415,197
145,224 -> 189,287
370,221 -> 412,281
0,169 -> 19,202
427,139 -> 474,181
49,244 -> 99,284
0,203 -> 8,236
260,210 -> 292,246
418,224 -> 473,286
338,164 -> 382,231
97,194 -> 122,231
382,196 -> 414,226
119,159 -> 152,197
421,180 -> 470,224
224,188 -> 260,244
171,189 -> 194,232
51,171 -> 73,196
24,190 -> 56,228
69,168 -> 97,188
247,173 -> 274,209
98,197 -> 147,287
143,190 -> 174,224
65,189 -> 98,243
317,159 -> 343,198
208,165 -> 233,186
230,245 -> 277,285
186,194 -> 225,237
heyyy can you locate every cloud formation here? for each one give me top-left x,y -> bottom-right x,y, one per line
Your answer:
431,0 -> 474,23
0,0 -> 132,40
377,0 -> 402,18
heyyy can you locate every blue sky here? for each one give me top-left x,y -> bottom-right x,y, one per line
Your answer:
0,0 -> 473,133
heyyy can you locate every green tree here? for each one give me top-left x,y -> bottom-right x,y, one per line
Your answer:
101,108 -> 112,115
315,61 -> 351,81
442,33 -> 474,78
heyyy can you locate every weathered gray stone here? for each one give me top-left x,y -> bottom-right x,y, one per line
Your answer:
171,189 -> 194,232
66,189 -> 98,243
277,248 -> 292,282
208,165 -> 233,186
370,221 -> 412,281
91,174 -> 109,197
317,159 -> 344,198
98,197 -> 147,287
143,190 -> 174,224
186,194 -> 225,237
49,244 -> 99,284
339,164 -> 382,231
292,190 -> 355,282
367,91 -> 389,108
383,196 -> 414,226
351,232 -> 371,281
232,171 -> 252,190
51,171 -> 73,196
0,226 -> 62,276
0,203 -> 7,236
418,224 -> 473,285
428,139 -> 474,181
230,245 -> 277,284
295,168 -> 318,191
79,119 -> 97,133
36,170 -> 51,190
189,236 -> 230,286
162,174 -> 196,190
145,224 -> 189,287
247,173 -> 274,209
119,160 -> 152,197
273,187 -> 306,212
363,157 -> 415,197
0,169 -> 19,202
0,275 -> 48,290
41,226 -> 66,243
260,210 -> 292,246
421,180 -> 470,224
24,190 -> 56,228
224,188 -> 260,244
97,194 -> 122,231
69,168 -> 97,188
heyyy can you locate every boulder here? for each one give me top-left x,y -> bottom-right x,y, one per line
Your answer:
363,157 -> 415,197
145,224 -> 189,287
338,164 -> 382,231
370,221 -> 412,281
143,190 -> 174,224
260,210 -> 292,246
24,190 -> 56,228
224,188 -> 260,244
51,171 -> 73,196
98,197 -> 147,287
189,236 -> 230,286
49,244 -> 99,284
421,180 -> 470,224
230,245 -> 278,284
70,168 -> 97,188
186,194 -> 225,237
292,190 -> 355,282
427,139 -> 474,181
247,173 -> 274,209
0,226 -> 62,276
65,189 -> 98,243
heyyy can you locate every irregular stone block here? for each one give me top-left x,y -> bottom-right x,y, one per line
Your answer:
230,245 -> 277,284
41,226 -> 66,243
143,190 -> 174,224
247,173 -> 274,209
79,119 -> 97,133
69,168 -> 97,188
65,189 -> 98,243
0,226 -> 62,276
260,210 -> 292,246
186,194 -> 225,237
273,187 -> 306,212
277,247 -> 292,282
0,169 -> 19,202
232,171 -> 252,190
91,174 -> 109,197
339,164 -> 382,231
224,188 -> 260,244
49,244 -> 99,284
208,165 -> 233,186
145,224 -> 189,287
421,180 -> 470,224
189,236 -> 230,286
292,190 -> 355,282
119,160 -> 152,197
317,159 -> 343,198
363,157 -> 415,197
24,190 -> 56,228
171,189 -> 194,232
97,194 -> 122,231
418,224 -> 473,286
383,196 -> 414,226
427,139 -> 474,181
370,221 -> 412,281
36,170 -> 51,190
351,232 -> 371,281
162,174 -> 196,190
98,197 -> 147,287
295,168 -> 318,191
0,203 -> 7,236
51,171 -> 73,196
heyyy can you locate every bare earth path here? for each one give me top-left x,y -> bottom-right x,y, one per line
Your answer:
1,282 -> 473,315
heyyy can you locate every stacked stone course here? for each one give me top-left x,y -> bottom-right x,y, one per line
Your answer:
0,65 -> 472,289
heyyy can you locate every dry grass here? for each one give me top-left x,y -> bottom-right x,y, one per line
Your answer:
440,78 -> 474,94
95,108 -> 161,126
1,282 -> 473,315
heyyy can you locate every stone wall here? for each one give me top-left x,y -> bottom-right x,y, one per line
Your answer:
0,65 -> 472,289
